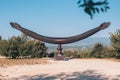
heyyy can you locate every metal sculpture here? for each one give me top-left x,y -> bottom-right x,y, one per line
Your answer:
0,36 -> 1,40
10,22 -> 110,60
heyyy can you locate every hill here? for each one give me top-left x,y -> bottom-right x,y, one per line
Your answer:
46,37 -> 110,52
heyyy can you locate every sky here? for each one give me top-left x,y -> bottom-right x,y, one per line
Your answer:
0,0 -> 120,40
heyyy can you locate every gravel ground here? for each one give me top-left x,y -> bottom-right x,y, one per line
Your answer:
0,59 -> 120,80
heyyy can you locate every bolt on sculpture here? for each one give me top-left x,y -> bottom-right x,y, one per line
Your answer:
10,22 -> 110,60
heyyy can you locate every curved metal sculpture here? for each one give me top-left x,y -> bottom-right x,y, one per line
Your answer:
10,22 -> 110,60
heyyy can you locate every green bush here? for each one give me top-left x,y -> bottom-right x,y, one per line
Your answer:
91,42 -> 104,58
0,34 -> 47,59
78,49 -> 91,58
48,51 -> 55,58
63,50 -> 78,58
110,29 -> 120,58
31,40 -> 47,58
0,40 -> 9,57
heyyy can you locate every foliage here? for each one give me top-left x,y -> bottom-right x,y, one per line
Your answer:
91,42 -> 104,58
63,49 -> 91,58
61,43 -> 117,59
102,46 -> 118,58
78,48 -> 91,58
0,40 -> 9,57
77,0 -> 110,19
19,40 -> 33,58
8,36 -> 19,59
48,51 -> 55,58
31,40 -> 47,58
110,29 -> 120,58
64,50 -> 73,58
0,33 -> 47,59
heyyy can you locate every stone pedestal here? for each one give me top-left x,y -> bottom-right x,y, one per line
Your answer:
54,53 -> 64,60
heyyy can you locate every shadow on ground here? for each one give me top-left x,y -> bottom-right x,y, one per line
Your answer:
12,70 -> 120,80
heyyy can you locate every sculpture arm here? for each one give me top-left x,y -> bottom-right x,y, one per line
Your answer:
67,22 -> 111,43
10,22 -> 110,44
10,22 -> 56,43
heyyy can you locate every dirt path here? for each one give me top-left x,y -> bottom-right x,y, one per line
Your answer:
0,59 -> 120,80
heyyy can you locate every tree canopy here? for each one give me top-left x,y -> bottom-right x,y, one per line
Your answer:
0,34 -> 48,59
77,0 -> 110,19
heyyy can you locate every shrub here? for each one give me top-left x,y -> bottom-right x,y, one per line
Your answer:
78,48 -> 91,58
110,29 -> 120,58
0,34 -> 47,59
91,42 -> 104,58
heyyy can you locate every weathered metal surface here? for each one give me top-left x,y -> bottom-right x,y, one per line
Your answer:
10,22 -> 110,44
10,22 -> 110,60
0,36 -> 1,40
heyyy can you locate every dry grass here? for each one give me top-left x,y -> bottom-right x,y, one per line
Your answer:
0,57 -> 120,67
0,58 -> 50,66
104,58 -> 120,62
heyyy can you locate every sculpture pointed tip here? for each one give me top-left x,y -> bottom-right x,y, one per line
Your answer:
10,22 -> 21,30
10,22 -> 14,26
100,22 -> 111,30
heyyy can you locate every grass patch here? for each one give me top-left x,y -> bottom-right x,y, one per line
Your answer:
0,58 -> 49,66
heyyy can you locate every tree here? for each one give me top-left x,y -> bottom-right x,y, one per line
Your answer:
91,42 -> 104,58
31,40 -> 47,58
0,40 -> 9,57
77,0 -> 110,19
8,36 -> 20,59
19,40 -> 33,58
0,33 -> 48,59
110,29 -> 120,58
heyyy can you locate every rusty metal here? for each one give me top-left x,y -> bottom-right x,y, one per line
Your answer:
10,22 -> 110,60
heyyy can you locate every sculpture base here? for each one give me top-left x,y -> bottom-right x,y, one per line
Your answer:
54,53 -> 64,60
